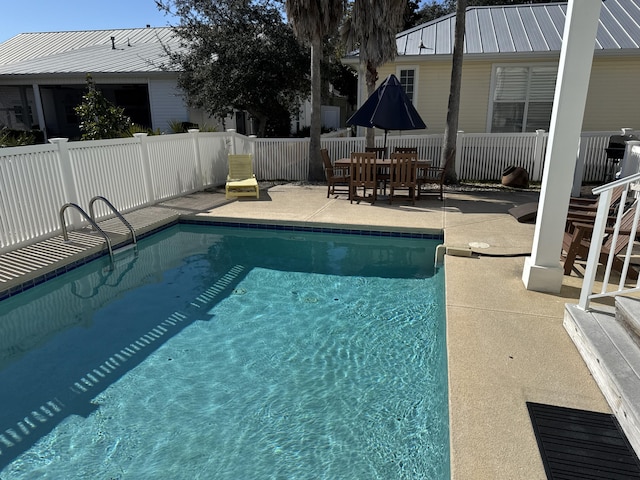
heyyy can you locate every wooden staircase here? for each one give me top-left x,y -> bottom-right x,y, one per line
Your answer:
564,297 -> 640,457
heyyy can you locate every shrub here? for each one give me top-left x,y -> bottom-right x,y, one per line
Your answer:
0,128 -> 38,147
74,74 -> 132,140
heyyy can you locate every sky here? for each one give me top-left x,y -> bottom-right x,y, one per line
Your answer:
0,0 -> 177,43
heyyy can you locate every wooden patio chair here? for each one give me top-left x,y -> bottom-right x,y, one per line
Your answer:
562,203 -> 640,278
388,152 -> 418,205
416,155 -> 453,201
225,154 -> 259,199
366,147 -> 389,194
350,152 -> 378,204
321,148 -> 350,198
509,185 -> 627,224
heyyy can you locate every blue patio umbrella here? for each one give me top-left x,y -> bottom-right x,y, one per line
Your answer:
347,74 -> 427,148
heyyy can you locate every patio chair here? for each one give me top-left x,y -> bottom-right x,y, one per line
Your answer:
562,203 -> 639,278
366,147 -> 389,194
350,152 -> 378,204
225,154 -> 259,199
509,185 -> 627,223
321,148 -> 350,198
388,152 -> 418,205
416,155 -> 452,201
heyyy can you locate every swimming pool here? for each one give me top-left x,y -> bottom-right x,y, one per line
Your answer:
0,223 -> 448,479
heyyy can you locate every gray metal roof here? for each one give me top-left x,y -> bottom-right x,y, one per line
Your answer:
396,0 -> 640,57
0,27 -> 179,75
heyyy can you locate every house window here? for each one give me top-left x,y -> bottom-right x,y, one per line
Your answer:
13,105 -> 32,125
398,69 -> 416,103
490,65 -> 557,132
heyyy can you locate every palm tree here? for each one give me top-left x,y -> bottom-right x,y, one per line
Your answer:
286,0 -> 345,181
441,0 -> 467,183
342,0 -> 407,147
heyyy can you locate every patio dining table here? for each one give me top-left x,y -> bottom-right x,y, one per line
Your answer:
334,158 -> 433,168
335,157 -> 434,198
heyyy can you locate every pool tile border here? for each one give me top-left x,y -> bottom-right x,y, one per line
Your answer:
0,218 -> 443,301
181,218 -> 444,240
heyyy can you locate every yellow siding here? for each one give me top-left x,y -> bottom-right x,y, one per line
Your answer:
583,57 -> 640,131
380,59 -> 499,133
369,54 -> 640,134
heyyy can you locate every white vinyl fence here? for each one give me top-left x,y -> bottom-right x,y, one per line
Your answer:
0,129 -> 630,252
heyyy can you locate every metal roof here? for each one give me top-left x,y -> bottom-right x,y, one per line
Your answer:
0,27 -> 180,75
396,0 -> 640,57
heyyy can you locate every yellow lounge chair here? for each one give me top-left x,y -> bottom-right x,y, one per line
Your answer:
225,154 -> 259,199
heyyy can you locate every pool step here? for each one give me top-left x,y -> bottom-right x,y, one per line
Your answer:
564,302 -> 640,460
616,296 -> 640,346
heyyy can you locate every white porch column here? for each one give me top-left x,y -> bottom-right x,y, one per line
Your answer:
32,84 -> 47,142
522,0 -> 602,293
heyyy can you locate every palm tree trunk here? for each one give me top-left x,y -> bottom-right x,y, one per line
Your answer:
308,36 -> 324,181
365,60 -> 378,148
440,0 -> 467,183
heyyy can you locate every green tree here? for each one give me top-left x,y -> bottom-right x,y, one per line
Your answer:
156,0 -> 310,138
74,75 -> 131,140
342,0 -> 407,147
286,0 -> 344,180
411,1 -> 451,26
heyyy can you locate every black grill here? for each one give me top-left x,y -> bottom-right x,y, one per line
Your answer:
606,133 -> 638,160
604,132 -> 638,181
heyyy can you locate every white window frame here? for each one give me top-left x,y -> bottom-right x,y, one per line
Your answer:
487,63 -> 557,133
396,66 -> 419,106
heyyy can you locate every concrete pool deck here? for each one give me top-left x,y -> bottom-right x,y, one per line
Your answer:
0,183 -> 611,479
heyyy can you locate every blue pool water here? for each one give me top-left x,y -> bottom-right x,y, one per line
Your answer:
0,224 -> 448,479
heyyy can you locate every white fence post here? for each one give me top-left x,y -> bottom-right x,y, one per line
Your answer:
619,140 -> 640,179
532,129 -> 546,181
249,135 -> 257,165
49,137 -> 81,228
188,129 -> 204,190
226,129 -> 237,154
455,131 -> 464,177
133,133 -> 155,205
573,134 -> 588,196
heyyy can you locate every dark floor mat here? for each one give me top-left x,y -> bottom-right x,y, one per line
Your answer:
527,402 -> 640,479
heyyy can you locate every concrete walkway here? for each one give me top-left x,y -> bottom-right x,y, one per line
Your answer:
0,183 -> 610,479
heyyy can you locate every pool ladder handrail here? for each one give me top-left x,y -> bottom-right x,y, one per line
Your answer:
59,203 -> 114,263
88,195 -> 137,247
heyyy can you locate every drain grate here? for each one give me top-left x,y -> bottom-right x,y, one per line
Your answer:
527,402 -> 640,479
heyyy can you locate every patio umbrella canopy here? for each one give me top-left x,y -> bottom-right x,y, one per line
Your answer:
347,74 -> 427,147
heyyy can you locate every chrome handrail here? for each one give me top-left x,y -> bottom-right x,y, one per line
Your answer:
88,195 -> 137,246
59,203 -> 114,263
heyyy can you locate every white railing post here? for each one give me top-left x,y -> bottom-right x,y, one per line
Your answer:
188,129 -> 204,190
455,130 -> 464,176
133,133 -> 155,205
49,137 -> 81,228
532,129 -> 546,181
578,188 -> 614,310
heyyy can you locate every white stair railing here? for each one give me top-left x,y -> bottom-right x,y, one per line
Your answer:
578,171 -> 640,310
